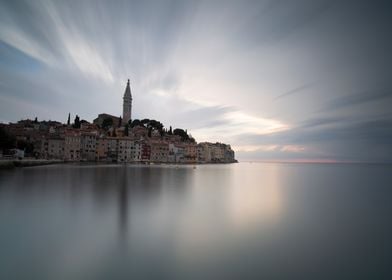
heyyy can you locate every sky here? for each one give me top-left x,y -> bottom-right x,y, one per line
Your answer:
0,0 -> 392,162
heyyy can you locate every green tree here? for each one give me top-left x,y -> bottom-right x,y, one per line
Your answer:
67,113 -> 70,125
17,140 -> 34,154
173,128 -> 190,141
102,118 -> 113,130
124,124 -> 129,136
34,117 -> 38,124
144,120 -> 164,135
141,119 -> 150,127
130,119 -> 141,128
148,127 -> 152,137
0,127 -> 16,149
73,115 -> 81,129
168,126 -> 173,135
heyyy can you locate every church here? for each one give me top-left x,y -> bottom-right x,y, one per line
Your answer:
93,79 -> 133,127
122,79 -> 132,124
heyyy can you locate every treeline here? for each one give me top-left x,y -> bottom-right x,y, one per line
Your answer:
98,116 -> 194,142
0,127 -> 35,155
129,118 -> 193,142
129,119 -> 195,142
65,113 -> 194,143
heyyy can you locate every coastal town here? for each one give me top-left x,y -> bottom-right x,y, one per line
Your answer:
0,79 -> 236,165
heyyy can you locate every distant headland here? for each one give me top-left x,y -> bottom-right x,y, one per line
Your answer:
0,79 -> 236,164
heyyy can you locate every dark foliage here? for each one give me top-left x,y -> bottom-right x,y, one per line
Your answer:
102,118 -> 113,129
73,115 -> 81,129
0,127 -> 16,149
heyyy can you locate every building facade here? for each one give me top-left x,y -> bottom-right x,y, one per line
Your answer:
81,133 -> 97,161
64,132 -> 81,161
150,141 -> 168,163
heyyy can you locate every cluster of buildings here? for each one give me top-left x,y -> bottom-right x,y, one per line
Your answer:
0,79 -> 236,164
1,120 -> 235,163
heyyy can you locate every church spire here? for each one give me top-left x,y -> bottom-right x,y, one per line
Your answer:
124,79 -> 131,97
122,79 -> 132,125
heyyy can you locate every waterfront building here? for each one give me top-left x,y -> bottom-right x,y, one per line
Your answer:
47,137 -> 65,159
184,143 -> 197,163
64,132 -> 81,161
107,137 -> 118,162
96,137 -> 109,161
141,142 -> 151,162
197,142 -> 212,163
196,142 -> 235,163
211,143 -> 225,162
224,145 -> 235,162
150,141 -> 169,163
168,143 -> 185,163
81,133 -> 97,161
131,140 -> 142,162
118,138 -> 133,162
158,143 -> 168,162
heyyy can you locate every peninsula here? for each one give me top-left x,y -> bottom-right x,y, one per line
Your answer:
0,79 -> 236,164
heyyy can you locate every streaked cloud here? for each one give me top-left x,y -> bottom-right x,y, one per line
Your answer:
324,89 -> 392,111
274,83 -> 314,100
1,0 -> 392,162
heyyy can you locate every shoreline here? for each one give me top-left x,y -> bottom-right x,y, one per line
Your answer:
0,159 -> 238,169
0,159 -> 65,169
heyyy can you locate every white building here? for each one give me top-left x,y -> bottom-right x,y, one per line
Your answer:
169,143 -> 185,163
130,140 -> 142,162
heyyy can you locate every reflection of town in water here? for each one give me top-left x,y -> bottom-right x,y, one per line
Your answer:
1,163 -> 390,279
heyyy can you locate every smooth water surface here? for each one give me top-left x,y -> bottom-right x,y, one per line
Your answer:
0,163 -> 391,279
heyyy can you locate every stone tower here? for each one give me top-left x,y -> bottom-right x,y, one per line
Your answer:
123,79 -> 132,125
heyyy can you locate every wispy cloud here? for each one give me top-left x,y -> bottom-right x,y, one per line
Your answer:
274,83 -> 313,100
1,0 -> 392,162
324,89 -> 392,111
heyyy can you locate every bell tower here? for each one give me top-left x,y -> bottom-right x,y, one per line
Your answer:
122,79 -> 132,125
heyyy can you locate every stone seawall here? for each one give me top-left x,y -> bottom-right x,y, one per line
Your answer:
0,159 -> 238,169
0,159 -> 64,169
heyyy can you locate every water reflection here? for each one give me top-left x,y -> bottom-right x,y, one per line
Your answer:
1,163 -> 392,279
118,166 -> 129,239
228,163 -> 284,229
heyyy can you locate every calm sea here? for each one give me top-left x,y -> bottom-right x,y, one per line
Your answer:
0,163 -> 391,279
